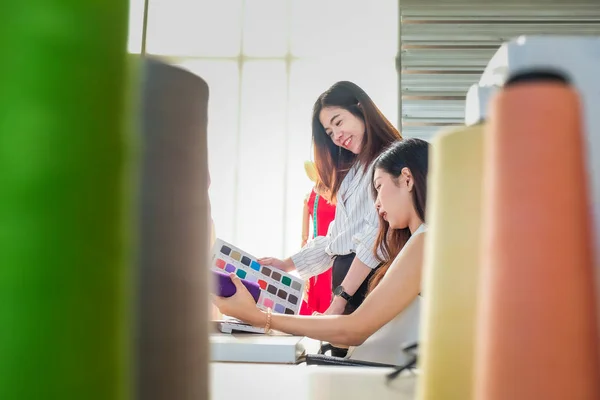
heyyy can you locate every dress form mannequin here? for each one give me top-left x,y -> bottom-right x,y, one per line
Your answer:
300,162 -> 336,315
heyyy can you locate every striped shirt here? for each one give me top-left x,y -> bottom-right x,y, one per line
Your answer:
291,162 -> 381,280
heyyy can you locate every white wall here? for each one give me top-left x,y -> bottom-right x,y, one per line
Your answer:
128,0 -> 398,258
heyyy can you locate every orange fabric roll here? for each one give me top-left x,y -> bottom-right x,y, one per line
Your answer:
476,72 -> 600,400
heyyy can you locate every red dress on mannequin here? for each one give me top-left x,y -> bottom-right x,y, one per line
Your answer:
299,189 -> 336,315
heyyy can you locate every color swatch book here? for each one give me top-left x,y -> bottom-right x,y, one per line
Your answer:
211,238 -> 306,315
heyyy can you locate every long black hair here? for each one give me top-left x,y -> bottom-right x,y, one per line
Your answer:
368,138 -> 429,292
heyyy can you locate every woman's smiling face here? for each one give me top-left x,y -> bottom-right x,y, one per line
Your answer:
319,106 -> 365,154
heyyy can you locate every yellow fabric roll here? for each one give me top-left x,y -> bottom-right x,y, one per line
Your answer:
416,124 -> 484,400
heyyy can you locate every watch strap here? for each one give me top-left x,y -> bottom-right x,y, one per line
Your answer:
334,285 -> 352,301
339,290 -> 352,301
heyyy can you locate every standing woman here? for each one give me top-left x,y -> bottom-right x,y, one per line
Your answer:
259,81 -> 401,316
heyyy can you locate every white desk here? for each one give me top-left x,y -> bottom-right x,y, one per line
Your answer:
210,332 -> 417,399
211,363 -> 416,400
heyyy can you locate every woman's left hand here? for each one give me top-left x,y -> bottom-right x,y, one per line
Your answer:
212,274 -> 265,326
323,297 -> 347,315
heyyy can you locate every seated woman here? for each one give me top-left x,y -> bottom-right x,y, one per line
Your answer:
213,138 -> 429,365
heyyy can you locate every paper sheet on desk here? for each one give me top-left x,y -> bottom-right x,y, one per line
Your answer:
210,333 -> 320,363
307,367 -> 416,400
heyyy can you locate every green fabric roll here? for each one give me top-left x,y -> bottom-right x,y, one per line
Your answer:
0,2 -> 132,399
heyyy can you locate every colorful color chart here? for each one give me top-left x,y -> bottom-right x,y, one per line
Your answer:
211,239 -> 305,315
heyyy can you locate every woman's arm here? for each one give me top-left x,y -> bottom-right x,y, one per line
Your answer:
323,168 -> 383,315
326,184 -> 381,314
325,257 -> 372,314
259,192 -> 333,276
348,233 -> 425,337
259,234 -> 335,278
214,233 -> 425,346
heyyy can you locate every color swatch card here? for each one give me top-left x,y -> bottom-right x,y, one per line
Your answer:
211,238 -> 305,315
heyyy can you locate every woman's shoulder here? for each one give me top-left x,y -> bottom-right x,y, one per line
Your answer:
305,189 -> 316,204
406,229 -> 426,250
404,225 -> 427,250
392,227 -> 427,263
383,232 -> 425,280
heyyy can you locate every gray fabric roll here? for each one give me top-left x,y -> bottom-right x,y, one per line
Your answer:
136,57 -> 210,400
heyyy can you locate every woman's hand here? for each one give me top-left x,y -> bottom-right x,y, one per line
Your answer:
323,297 -> 347,315
257,257 -> 295,272
212,274 -> 265,326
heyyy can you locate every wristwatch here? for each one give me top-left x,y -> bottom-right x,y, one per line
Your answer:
333,285 -> 352,301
